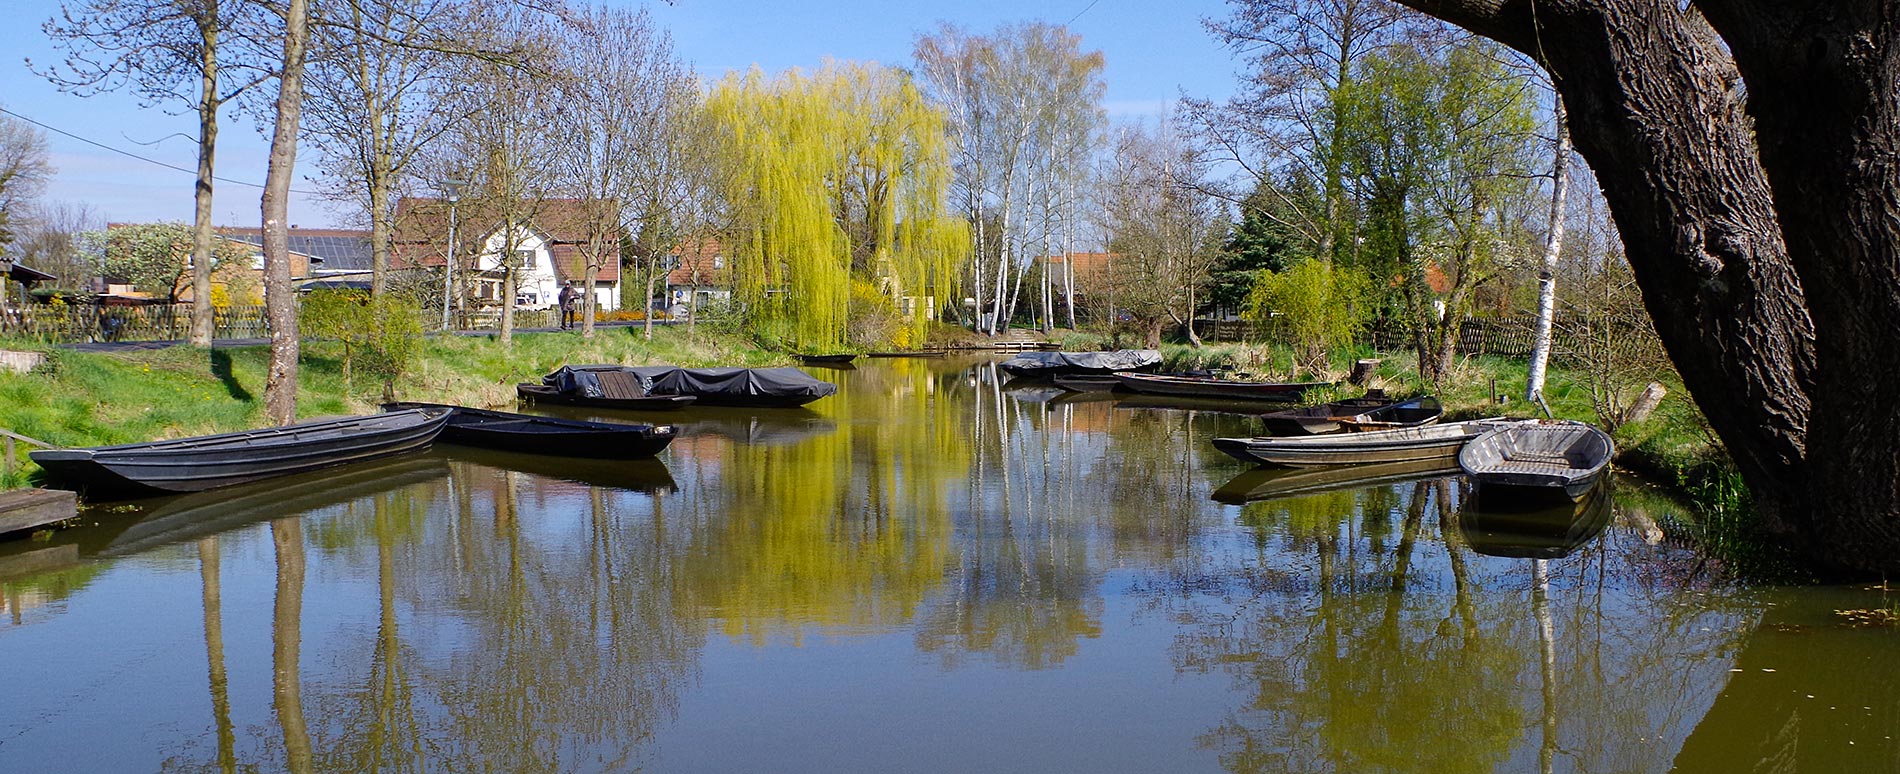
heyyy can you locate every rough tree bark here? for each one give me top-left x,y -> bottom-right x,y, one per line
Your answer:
1393,0 -> 1900,571
261,0 -> 311,426
189,4 -> 219,347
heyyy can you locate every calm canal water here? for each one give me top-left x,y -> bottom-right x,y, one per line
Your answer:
2,357 -> 1896,773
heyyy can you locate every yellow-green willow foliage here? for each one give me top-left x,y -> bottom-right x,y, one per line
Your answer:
704,62 -> 968,349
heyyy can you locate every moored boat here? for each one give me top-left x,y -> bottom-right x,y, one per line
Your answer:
1051,374 -> 1124,392
621,365 -> 838,407
382,402 -> 677,459
520,364 -> 700,410
794,353 -> 859,366
1117,372 -> 1335,402
1458,420 -> 1614,500
516,382 -> 698,410
30,408 -> 452,498
1211,457 -> 1462,504
998,349 -> 1162,378
1259,394 -> 1396,435
1212,418 -> 1515,468
1338,396 -> 1443,431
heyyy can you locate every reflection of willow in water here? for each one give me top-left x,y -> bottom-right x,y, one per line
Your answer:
678,357 -> 967,643
1158,476 -> 1760,773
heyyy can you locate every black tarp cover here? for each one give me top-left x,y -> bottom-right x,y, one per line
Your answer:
542,364 -> 837,401
624,366 -> 837,400
998,349 -> 1163,377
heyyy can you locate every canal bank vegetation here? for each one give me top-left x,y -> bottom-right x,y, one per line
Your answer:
0,326 -> 783,488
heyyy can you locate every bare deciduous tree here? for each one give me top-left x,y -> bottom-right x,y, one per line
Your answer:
37,0 -> 268,345
1099,121 -> 1228,348
549,5 -> 692,339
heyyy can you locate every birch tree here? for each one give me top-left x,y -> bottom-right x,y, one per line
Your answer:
38,0 -> 268,346
914,22 -> 1105,335
1524,97 -> 1570,408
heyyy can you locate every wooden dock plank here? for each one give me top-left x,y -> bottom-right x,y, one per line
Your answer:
0,489 -> 79,536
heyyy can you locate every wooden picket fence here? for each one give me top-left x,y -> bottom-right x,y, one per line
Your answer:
0,304 -> 269,344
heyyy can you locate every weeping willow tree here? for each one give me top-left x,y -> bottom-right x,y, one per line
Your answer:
703,62 -> 967,349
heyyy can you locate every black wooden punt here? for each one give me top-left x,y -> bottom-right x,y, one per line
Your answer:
1116,372 -> 1335,402
515,383 -> 699,410
30,408 -> 452,498
383,402 -> 676,459
1258,396 -> 1398,436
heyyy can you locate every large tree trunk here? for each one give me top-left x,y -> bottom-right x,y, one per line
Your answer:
190,9 -> 219,348
261,0 -> 311,426
1396,0 -> 1847,567
367,148 -> 392,298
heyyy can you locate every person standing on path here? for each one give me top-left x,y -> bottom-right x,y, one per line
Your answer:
558,282 -> 579,330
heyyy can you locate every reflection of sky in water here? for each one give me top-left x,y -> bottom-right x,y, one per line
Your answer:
0,358 -> 1891,772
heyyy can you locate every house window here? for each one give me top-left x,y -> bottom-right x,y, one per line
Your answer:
712,255 -> 724,270
513,250 -> 534,269
251,254 -> 266,270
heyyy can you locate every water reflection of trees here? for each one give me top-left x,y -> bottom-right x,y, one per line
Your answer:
157,457 -> 701,773
1142,476 -> 1761,773
673,358 -> 965,643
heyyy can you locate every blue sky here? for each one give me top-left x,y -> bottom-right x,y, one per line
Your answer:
0,0 -> 1241,229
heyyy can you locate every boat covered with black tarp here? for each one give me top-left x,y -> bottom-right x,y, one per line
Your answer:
998,349 -> 1162,378
536,364 -> 837,408
625,365 -> 838,407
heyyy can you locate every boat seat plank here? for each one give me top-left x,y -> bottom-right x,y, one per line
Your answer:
595,372 -> 647,400
1487,460 -> 1578,474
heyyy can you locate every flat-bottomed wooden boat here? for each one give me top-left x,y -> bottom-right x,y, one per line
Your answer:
1118,372 -> 1335,402
1213,418 -> 1514,468
1458,420 -> 1614,500
30,408 -> 452,498
1259,395 -> 1396,435
383,402 -> 676,459
516,382 -> 698,410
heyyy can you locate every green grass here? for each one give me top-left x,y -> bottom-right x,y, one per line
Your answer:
0,326 -> 784,488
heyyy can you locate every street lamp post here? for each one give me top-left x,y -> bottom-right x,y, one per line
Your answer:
437,179 -> 466,330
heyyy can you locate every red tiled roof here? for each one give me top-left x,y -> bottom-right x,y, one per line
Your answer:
390,197 -> 621,282
665,237 -> 727,286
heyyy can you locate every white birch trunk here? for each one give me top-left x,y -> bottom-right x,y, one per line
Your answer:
1526,100 -> 1571,404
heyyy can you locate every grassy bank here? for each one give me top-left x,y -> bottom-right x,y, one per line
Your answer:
0,325 -> 786,488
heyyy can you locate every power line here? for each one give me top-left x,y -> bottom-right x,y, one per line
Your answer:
0,105 -> 320,195
1067,0 -> 1104,25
